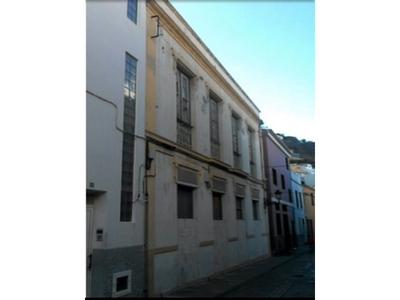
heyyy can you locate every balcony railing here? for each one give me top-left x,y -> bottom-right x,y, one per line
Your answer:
211,141 -> 220,160
177,122 -> 192,149
250,161 -> 256,177
233,152 -> 241,169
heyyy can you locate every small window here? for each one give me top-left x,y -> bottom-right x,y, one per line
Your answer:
213,192 -> 223,220
281,174 -> 285,190
177,185 -> 194,219
127,0 -> 138,24
295,191 -> 299,208
112,270 -> 132,298
272,169 -> 277,185
288,189 -> 292,202
236,196 -> 244,220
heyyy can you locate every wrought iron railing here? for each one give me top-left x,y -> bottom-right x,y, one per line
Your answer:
211,141 -> 220,160
177,122 -> 192,149
233,152 -> 241,169
250,161 -> 256,177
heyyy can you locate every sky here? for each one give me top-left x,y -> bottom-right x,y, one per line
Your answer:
170,0 -> 315,142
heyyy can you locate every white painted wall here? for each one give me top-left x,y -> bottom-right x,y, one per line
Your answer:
86,0 -> 147,249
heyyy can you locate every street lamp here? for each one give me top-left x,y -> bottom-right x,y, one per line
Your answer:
274,190 -> 282,202
264,190 -> 283,209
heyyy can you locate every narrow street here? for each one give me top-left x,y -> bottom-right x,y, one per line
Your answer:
224,251 -> 315,298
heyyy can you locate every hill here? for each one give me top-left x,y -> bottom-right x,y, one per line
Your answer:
277,135 -> 315,168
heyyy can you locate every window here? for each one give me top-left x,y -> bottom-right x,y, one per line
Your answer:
248,127 -> 256,177
210,94 -> 220,159
127,0 -> 138,24
276,214 -> 282,235
288,189 -> 292,202
176,67 -> 192,148
285,157 -> 289,170
311,193 -> 314,206
295,190 -> 299,208
232,113 -> 241,169
272,168 -> 277,185
112,270 -> 132,298
178,185 -> 193,219
252,200 -> 259,220
120,53 -> 137,222
299,193 -> 303,209
213,192 -> 223,220
236,197 -> 244,220
281,174 -> 286,190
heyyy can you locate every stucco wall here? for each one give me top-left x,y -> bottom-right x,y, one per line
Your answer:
86,0 -> 146,250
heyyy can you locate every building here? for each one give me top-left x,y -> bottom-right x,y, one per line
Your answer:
144,0 -> 268,296
290,170 -> 307,246
303,184 -> 315,239
86,0 -> 147,297
261,129 -> 295,255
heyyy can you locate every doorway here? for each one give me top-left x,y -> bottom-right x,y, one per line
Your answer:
86,207 -> 93,298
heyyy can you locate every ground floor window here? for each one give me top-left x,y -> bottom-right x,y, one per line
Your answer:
178,185 -> 194,219
213,192 -> 223,220
236,196 -> 244,220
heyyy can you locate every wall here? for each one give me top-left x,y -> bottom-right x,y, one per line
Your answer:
86,0 -> 147,297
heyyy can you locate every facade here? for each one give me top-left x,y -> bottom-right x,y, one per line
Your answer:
145,0 -> 268,296
86,0 -> 147,297
290,170 -> 307,247
303,184 -> 315,239
261,129 -> 295,255
291,163 -> 315,188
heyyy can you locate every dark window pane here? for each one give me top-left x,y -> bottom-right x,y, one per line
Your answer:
178,185 -> 193,219
213,193 -> 223,220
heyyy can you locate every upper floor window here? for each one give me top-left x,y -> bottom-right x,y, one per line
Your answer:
272,168 -> 277,185
281,174 -> 286,190
288,188 -> 292,202
127,0 -> 138,24
176,66 -> 193,148
248,127 -> 256,177
210,93 -> 220,159
232,113 -> 241,169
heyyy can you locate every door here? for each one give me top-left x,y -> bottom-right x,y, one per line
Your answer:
86,207 -> 93,298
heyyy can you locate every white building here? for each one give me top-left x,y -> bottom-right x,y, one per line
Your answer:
86,0 -> 147,297
145,0 -> 269,296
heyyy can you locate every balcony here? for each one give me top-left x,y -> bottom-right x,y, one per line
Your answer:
211,141 -> 220,160
250,161 -> 256,177
177,122 -> 192,149
233,152 -> 241,169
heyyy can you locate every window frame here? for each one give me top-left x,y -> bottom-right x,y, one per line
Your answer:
177,185 -> 194,219
231,112 -> 241,169
281,174 -> 286,190
127,0 -> 138,24
252,200 -> 259,220
212,192 -> 223,220
235,196 -> 244,220
272,168 -> 277,185
120,52 -> 137,222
